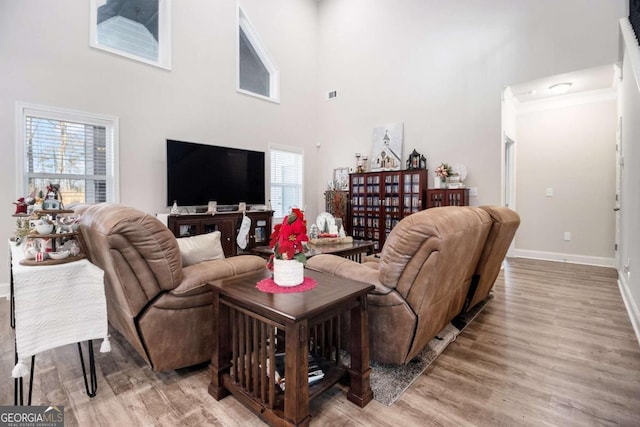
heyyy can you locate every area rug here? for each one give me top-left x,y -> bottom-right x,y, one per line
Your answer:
369,295 -> 492,406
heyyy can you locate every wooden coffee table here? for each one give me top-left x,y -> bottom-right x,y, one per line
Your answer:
252,239 -> 377,263
208,269 -> 374,426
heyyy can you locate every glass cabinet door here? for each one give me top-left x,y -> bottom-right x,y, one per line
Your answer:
402,171 -> 425,214
253,219 -> 268,245
350,174 -> 366,239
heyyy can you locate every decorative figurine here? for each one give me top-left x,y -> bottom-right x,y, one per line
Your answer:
171,200 -> 180,215
355,153 -> 364,173
13,197 -> 27,215
42,183 -> 62,210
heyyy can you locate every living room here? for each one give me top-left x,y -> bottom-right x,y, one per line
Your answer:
2,0 -> 640,425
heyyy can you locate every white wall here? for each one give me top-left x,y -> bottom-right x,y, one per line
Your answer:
618,18 -> 640,341
314,0 -> 626,210
0,0 -> 320,284
514,97 -> 617,264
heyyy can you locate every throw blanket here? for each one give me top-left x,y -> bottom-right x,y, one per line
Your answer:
9,242 -> 109,377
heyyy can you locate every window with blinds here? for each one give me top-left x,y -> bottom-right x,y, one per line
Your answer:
238,6 -> 280,102
270,147 -> 303,219
18,105 -> 119,205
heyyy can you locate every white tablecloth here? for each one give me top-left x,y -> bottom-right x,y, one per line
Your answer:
9,242 -> 108,377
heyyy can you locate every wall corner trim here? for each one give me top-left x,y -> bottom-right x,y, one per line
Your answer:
618,274 -> 640,347
512,249 -> 615,268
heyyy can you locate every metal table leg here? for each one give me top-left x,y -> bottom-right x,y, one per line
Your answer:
13,353 -> 35,406
10,264 -> 15,329
78,340 -> 97,397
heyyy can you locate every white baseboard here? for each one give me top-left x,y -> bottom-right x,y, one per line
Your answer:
0,282 -> 9,299
618,273 -> 640,347
512,249 -> 615,268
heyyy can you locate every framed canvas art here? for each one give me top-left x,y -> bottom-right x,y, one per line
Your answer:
333,167 -> 350,190
90,0 -> 172,70
370,122 -> 404,171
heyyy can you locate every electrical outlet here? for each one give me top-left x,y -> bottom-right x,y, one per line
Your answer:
546,188 -> 553,197
469,187 -> 478,197
563,232 -> 571,241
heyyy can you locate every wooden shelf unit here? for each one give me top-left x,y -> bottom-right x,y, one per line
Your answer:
426,188 -> 470,208
167,211 -> 273,257
349,170 -> 427,251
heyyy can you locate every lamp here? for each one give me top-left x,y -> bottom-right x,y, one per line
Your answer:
548,82 -> 572,95
407,149 -> 421,170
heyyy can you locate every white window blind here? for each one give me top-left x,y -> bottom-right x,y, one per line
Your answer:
19,105 -> 118,205
270,148 -> 303,219
239,26 -> 270,97
97,16 -> 159,62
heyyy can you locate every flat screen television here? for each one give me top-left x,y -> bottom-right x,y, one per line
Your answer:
166,139 -> 265,207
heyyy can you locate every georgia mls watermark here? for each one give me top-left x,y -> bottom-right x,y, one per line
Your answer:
0,406 -> 64,427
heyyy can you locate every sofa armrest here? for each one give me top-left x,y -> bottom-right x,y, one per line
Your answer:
306,254 -> 391,295
172,255 -> 266,296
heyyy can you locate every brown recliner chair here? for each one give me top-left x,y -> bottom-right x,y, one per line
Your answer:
78,203 -> 266,371
463,206 -> 521,313
306,206 -> 493,364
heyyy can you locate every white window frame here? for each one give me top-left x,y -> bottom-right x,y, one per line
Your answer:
269,144 -> 304,221
15,102 -> 120,203
237,5 -> 280,103
89,0 -> 172,70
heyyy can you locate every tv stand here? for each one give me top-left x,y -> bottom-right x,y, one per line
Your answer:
167,211 -> 273,256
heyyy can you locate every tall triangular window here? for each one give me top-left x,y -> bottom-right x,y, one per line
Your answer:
238,7 -> 279,102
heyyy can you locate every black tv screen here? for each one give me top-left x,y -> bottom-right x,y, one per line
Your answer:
167,140 -> 265,207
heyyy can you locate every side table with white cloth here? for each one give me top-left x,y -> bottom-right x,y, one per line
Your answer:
8,241 -> 110,405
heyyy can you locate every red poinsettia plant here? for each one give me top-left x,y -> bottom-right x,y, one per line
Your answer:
267,208 -> 309,270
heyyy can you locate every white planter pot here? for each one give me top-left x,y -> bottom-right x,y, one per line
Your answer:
273,259 -> 304,287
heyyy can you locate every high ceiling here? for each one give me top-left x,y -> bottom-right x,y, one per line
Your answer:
508,64 -> 617,103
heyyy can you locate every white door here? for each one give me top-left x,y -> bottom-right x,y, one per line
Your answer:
504,134 -> 516,256
504,135 -> 516,209
615,116 -> 622,269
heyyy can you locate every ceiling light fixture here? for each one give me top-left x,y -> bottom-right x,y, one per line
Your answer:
548,82 -> 572,95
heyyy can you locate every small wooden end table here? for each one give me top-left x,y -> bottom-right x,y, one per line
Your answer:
208,269 -> 374,426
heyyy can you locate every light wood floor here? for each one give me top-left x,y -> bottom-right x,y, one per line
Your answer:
2,258 -> 639,426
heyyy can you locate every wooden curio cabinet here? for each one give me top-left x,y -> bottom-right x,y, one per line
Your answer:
349,170 -> 427,251
426,188 -> 470,208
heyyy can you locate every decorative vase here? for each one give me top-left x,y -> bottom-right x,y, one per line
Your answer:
440,177 -> 448,189
273,259 -> 304,287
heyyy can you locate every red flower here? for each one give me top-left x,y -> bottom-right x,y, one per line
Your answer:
269,223 -> 282,247
267,208 -> 309,270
